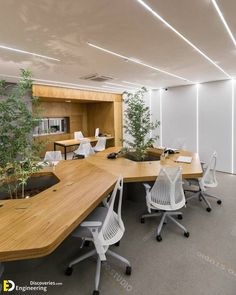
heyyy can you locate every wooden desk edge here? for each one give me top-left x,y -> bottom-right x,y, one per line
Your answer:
0,181 -> 115,262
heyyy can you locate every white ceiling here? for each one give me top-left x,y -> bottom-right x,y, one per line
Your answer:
0,0 -> 236,92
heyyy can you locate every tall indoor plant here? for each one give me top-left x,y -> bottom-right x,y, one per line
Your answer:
123,87 -> 160,161
0,69 -> 43,198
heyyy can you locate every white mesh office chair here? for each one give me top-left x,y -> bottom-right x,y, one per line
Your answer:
141,167 -> 189,242
95,128 -> 100,138
93,137 -> 106,152
73,139 -> 95,158
185,151 -> 222,212
44,151 -> 62,165
74,131 -> 84,140
65,176 -> 131,295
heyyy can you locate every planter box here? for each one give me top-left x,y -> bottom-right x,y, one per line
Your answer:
0,173 -> 59,200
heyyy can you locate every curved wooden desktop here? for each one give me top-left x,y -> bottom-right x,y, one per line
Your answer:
0,148 -> 202,262
86,147 -> 203,182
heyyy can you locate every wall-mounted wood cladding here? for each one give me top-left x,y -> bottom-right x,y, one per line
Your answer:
34,101 -> 88,153
33,84 -> 122,102
32,84 -> 123,155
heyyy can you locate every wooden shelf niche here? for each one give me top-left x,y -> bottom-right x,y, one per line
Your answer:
32,84 -> 123,154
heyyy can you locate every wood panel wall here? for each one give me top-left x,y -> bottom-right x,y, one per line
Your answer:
33,84 -> 121,102
34,101 -> 88,153
33,84 -> 123,155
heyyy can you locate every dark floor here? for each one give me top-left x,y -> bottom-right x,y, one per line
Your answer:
2,172 -> 236,295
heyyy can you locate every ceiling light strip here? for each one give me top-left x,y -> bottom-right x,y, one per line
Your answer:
0,45 -> 60,61
88,42 -> 194,83
122,80 -> 144,87
136,0 -> 231,78
105,81 -> 137,89
211,0 -> 236,48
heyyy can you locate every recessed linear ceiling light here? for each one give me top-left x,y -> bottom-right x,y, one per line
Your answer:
105,81 -> 137,89
122,80 -> 144,87
102,85 -> 125,91
0,45 -> 60,61
88,42 -> 194,83
135,0 -> 232,79
211,0 -> 236,48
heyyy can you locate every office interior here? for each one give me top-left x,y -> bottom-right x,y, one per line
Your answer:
0,1 -> 236,295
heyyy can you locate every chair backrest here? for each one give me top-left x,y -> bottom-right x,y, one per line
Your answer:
98,176 -> 124,246
201,151 -> 218,188
74,131 -> 84,140
74,140 -> 95,158
44,151 -> 62,165
150,167 -> 185,209
95,128 -> 100,138
94,137 -> 106,151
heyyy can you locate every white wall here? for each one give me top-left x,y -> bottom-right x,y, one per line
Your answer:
233,79 -> 236,174
150,79 -> 235,173
198,80 -> 232,173
161,85 -> 197,152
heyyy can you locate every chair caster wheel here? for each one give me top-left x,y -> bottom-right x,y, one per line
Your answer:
115,241 -> 120,247
184,232 -> 190,238
125,266 -> 132,275
206,207 -> 212,212
177,214 -> 183,220
156,235 -> 162,242
217,200 -> 222,205
65,267 -> 73,276
93,290 -> 99,295
84,240 -> 90,247
140,217 -> 145,224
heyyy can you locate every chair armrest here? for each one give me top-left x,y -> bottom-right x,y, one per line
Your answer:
143,183 -> 151,191
80,221 -> 102,227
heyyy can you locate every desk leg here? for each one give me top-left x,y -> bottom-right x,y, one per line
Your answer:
54,143 -> 56,151
64,146 -> 67,160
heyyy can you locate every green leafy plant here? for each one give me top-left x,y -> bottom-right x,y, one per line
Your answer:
123,87 -> 160,161
0,69 -> 43,198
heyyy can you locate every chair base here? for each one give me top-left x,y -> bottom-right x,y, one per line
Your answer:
186,191 -> 222,212
66,247 -> 131,293
141,211 -> 189,241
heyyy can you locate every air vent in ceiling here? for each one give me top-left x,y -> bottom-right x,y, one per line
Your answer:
80,74 -> 113,82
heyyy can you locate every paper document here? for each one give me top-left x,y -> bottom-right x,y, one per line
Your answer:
175,156 -> 192,163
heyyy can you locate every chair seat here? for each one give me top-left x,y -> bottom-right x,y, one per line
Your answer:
149,200 -> 185,211
94,147 -> 105,152
72,207 -> 108,238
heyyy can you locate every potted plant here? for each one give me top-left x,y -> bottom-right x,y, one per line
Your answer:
0,69 -> 46,199
123,87 -> 160,161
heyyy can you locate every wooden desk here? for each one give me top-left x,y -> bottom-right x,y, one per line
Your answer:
54,136 -> 114,160
0,160 -> 117,261
86,147 -> 203,182
0,147 -> 202,262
